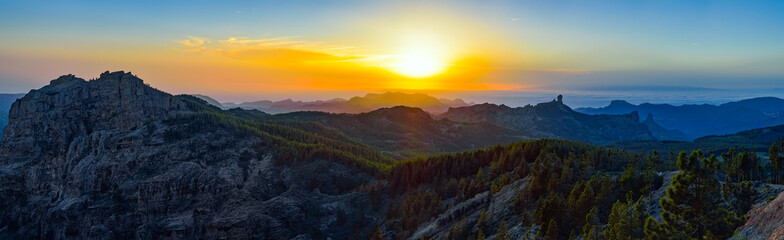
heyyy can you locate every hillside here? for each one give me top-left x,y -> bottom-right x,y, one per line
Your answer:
576,97 -> 784,139
222,92 -> 471,114
191,94 -> 224,108
440,96 -> 655,145
267,106 -> 526,158
733,190 -> 784,239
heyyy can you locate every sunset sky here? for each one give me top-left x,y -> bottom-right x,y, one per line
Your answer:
2,0 -> 784,102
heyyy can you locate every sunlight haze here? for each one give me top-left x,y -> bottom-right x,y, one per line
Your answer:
1,0 -> 783,102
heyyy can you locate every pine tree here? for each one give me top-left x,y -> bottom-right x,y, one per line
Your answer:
645,151 -> 739,239
582,206 -> 602,240
770,139 -> 783,183
603,198 -> 646,239
369,227 -> 384,240
476,229 -> 485,240
496,220 -> 511,240
545,219 -> 559,240
521,208 -> 531,227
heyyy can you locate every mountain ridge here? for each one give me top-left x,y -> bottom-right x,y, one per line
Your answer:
440,96 -> 655,145
221,91 -> 471,114
0,71 -> 782,239
576,97 -> 784,139
264,105 -> 527,158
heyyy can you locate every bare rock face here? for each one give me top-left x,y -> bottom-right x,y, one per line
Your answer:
0,71 -> 377,239
733,190 -> 784,240
1,71 -> 187,163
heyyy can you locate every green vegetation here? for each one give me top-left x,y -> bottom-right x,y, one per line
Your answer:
645,152 -> 742,239
383,139 -> 665,239
382,138 -> 783,239
175,95 -> 784,239
171,95 -> 394,176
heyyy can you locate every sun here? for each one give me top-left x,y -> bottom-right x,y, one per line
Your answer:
391,52 -> 446,78
387,35 -> 450,79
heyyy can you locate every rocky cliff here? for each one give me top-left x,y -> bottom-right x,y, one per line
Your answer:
0,72 -> 379,239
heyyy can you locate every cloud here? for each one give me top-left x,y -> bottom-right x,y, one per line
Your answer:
179,36 -> 371,64
178,36 -> 209,52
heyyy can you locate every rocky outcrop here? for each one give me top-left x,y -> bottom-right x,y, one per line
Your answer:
409,178 -> 531,240
0,72 -> 378,239
1,71 -> 188,163
733,190 -> 784,240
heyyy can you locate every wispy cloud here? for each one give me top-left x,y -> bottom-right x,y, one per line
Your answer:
178,36 -> 209,52
178,36 -> 374,64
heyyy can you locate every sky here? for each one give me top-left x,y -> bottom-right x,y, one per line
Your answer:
1,0 -> 784,103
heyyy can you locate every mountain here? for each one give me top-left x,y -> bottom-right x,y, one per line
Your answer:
222,98 -> 346,114
720,96 -> 784,113
0,71 -> 389,239
641,113 -> 690,141
191,94 -> 224,108
2,71 -> 781,239
612,123 -> 784,154
223,92 -> 471,114
439,96 -> 655,145
0,93 -> 24,141
576,97 -> 784,139
0,93 -> 25,112
266,106 -> 526,159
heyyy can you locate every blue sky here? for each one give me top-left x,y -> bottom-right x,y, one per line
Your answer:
1,0 -> 783,101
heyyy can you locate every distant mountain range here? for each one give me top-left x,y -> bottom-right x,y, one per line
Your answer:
259,106 -> 526,158
576,97 -> 784,140
612,123 -> 784,154
439,96 -> 655,145
0,93 -> 25,141
205,92 -> 472,114
0,93 -> 25,112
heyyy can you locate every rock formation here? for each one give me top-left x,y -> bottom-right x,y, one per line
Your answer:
0,71 -> 378,239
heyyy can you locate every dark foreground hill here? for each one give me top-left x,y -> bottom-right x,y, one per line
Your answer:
1,72 -> 782,239
439,96 -> 655,145
576,97 -> 784,140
